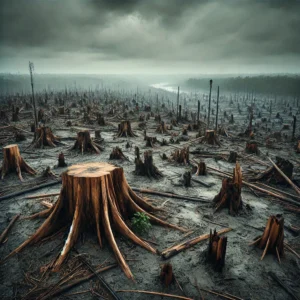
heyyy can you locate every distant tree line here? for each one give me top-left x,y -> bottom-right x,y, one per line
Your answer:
185,75 -> 300,97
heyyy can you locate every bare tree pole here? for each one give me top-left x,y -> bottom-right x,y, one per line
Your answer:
207,79 -> 213,129
292,115 -> 296,141
215,86 -> 220,131
177,86 -> 180,120
197,100 -> 200,123
29,61 -> 38,128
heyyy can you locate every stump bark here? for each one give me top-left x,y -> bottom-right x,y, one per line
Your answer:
31,126 -> 60,148
156,121 -> 168,134
57,152 -> 67,167
208,229 -> 227,271
250,215 -> 284,262
160,263 -> 174,287
6,162 -> 184,279
109,147 -> 127,160
117,120 -> 137,137
1,144 -> 36,180
195,161 -> 207,176
246,141 -> 259,154
201,130 -> 220,146
213,162 -> 242,215
71,131 -> 102,154
169,147 -> 189,165
135,147 -> 163,179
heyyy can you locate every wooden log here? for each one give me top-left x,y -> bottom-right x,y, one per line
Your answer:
117,290 -> 193,300
4,162 -> 184,279
250,215 -> 284,262
0,214 -> 20,244
161,227 -> 232,259
1,144 -> 36,181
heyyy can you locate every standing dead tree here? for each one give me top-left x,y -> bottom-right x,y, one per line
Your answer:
135,147 -> 163,178
250,215 -> 284,262
116,120 -> 137,137
71,130 -> 103,154
213,162 -> 242,215
4,162 -> 184,279
1,144 -> 36,181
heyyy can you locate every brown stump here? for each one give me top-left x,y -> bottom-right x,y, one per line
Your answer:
250,215 -> 284,262
31,126 -> 60,148
182,171 -> 191,187
208,229 -> 227,271
117,120 -> 137,137
160,263 -> 174,287
246,141 -> 259,154
171,119 -> 178,127
145,135 -> 158,148
156,121 -> 168,134
71,131 -> 102,154
228,151 -> 237,163
195,161 -> 207,175
57,152 -> 67,167
135,147 -> 163,179
213,162 -> 242,215
5,162 -> 184,279
97,113 -> 106,126
1,144 -> 36,181
201,130 -> 220,146
109,147 -> 127,160
170,147 -> 189,165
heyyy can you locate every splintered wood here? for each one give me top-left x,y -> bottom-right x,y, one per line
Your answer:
1,144 -> 36,181
5,162 -> 184,279
208,229 -> 227,271
71,131 -> 102,154
250,215 -> 284,262
213,162 -> 242,215
116,120 -> 137,137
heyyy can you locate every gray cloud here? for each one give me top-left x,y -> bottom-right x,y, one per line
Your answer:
0,0 -> 299,74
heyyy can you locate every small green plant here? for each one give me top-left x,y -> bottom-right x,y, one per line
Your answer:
131,212 -> 151,234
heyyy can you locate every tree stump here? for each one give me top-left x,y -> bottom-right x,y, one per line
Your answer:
160,263 -> 174,287
145,135 -> 158,148
135,147 -> 163,178
31,126 -> 60,148
1,144 -> 36,180
109,147 -> 127,160
15,131 -> 26,142
213,162 -> 242,215
169,147 -> 189,164
58,106 -> 65,115
156,121 -> 168,134
296,140 -> 300,153
116,120 -> 137,137
57,152 -> 67,167
171,119 -> 178,127
208,229 -> 227,271
250,215 -> 284,262
201,130 -> 220,146
195,161 -> 207,175
228,151 -> 237,163
246,141 -> 259,154
71,131 -> 102,154
182,171 -> 191,187
6,162 -> 184,279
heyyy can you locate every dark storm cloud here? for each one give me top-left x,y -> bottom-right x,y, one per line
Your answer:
0,0 -> 299,73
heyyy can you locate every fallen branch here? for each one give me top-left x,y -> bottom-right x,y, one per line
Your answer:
117,290 -> 193,300
0,214 -> 20,244
161,227 -> 232,259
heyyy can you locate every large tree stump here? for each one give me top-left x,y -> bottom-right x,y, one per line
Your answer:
250,215 -> 284,262
195,160 -> 207,175
1,144 -> 36,180
169,147 -> 189,165
71,131 -> 102,154
31,126 -> 60,148
200,130 -> 220,146
255,157 -> 293,184
160,263 -> 174,287
213,162 -> 242,215
207,229 -> 227,271
116,120 -> 137,137
6,162 -> 184,279
135,147 -> 163,179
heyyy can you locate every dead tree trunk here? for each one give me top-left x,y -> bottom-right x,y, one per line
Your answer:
71,131 -> 102,154
200,130 -> 220,146
144,135 -> 158,148
1,144 -> 36,181
135,147 -> 162,179
109,147 -> 127,160
169,147 -> 189,165
250,215 -> 284,262
207,229 -> 227,271
156,121 -> 168,134
31,126 -> 60,148
117,120 -> 137,137
160,263 -> 174,287
195,161 -> 207,175
5,162 -> 184,279
213,162 -> 242,215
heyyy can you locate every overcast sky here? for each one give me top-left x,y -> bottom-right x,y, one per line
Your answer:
0,0 -> 300,75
